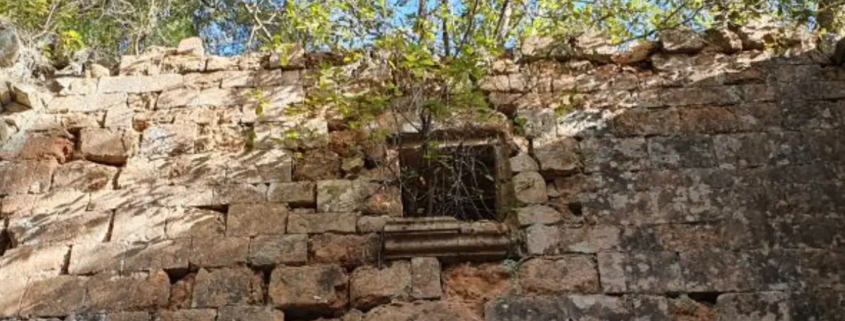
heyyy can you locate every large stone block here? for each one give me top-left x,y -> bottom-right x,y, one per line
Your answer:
47,93 -> 128,113
18,134 -> 74,163
9,210 -> 111,246
513,172 -> 548,204
316,180 -> 369,212
227,150 -> 292,184
156,309 -> 217,321
518,256 -> 599,294
111,207 -> 171,242
218,306 -> 285,321
0,160 -> 57,195
485,295 -> 632,321
647,136 -> 717,169
597,251 -> 682,294
0,244 -> 69,279
350,261 -> 411,310
189,236 -> 249,268
716,292 -> 791,321
268,182 -> 315,206
269,265 -> 349,311
69,242 -> 127,275
166,207 -> 224,239
411,257 -> 442,300
292,149 -> 341,181
18,275 -> 87,317
85,270 -> 171,312
139,124 -> 197,156
98,75 -> 183,93
713,133 -> 774,168
212,183 -> 267,205
516,205 -> 563,226
80,128 -> 139,166
123,238 -> 190,272
227,204 -> 288,237
248,234 -> 308,266
533,138 -> 581,173
287,212 -> 357,234
192,268 -> 264,308
0,273 -> 28,317
610,107 -> 682,137
580,137 -> 649,173
309,233 -> 379,268
52,161 -> 118,191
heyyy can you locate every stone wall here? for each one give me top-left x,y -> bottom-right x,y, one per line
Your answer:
0,27 -> 844,321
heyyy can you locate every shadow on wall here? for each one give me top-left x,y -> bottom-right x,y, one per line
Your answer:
0,33 -> 844,321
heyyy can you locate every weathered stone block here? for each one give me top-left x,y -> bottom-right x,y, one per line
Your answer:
99,75 -> 183,93
287,212 -> 357,234
597,251 -> 682,294
509,153 -> 539,173
227,204 -> 288,237
85,270 -> 170,312
80,128 -> 138,166
660,86 -> 741,107
534,138 -> 581,173
525,224 -> 560,255
713,133 -> 774,168
309,233 -> 379,268
0,244 -> 69,279
18,275 -> 87,317
52,161 -> 117,191
350,261 -> 411,310
212,184 -> 267,205
518,256 -> 599,294
156,309 -> 216,321
0,273 -> 28,317
108,311 -> 151,321
647,136 -> 717,169
9,210 -> 110,246
485,295 -> 632,321
227,150 -> 292,184
139,124 -> 196,156
681,250 -> 756,292
516,205 -> 563,226
292,149 -> 341,181
269,265 -> 349,311
123,238 -> 190,272
192,268 -> 264,308
69,242 -> 127,275
249,234 -> 308,266
256,69 -> 301,86
716,292 -> 791,321
49,93 -> 127,114
580,137 -> 649,173
18,134 -> 74,163
513,172 -> 548,204
177,37 -> 205,55
0,160 -> 56,195
110,207 -> 170,242
411,257 -> 442,300
268,182 -> 315,206
218,306 -> 285,321
253,118 -> 327,148
166,207 -> 224,239
659,28 -> 705,53
357,215 -> 391,233
316,180 -> 359,212
189,237 -> 249,268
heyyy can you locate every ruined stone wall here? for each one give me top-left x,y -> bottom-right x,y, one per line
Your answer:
0,27 -> 843,321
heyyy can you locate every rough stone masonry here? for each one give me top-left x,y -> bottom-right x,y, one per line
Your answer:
0,23 -> 844,321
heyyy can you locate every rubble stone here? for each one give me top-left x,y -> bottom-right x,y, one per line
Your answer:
411,257 -> 442,300
350,261 -> 412,309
